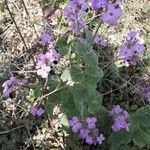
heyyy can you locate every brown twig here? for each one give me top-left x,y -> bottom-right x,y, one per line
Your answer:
5,0 -> 36,67
0,125 -> 25,135
5,0 -> 28,51
21,0 -> 39,38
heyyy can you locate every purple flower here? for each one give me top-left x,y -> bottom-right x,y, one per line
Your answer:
118,31 -> 145,66
30,107 -> 37,116
119,45 -> 133,59
131,43 -> 145,56
97,134 -> 105,144
110,105 -> 130,132
69,117 -> 82,133
112,116 -> 130,132
64,0 -> 88,34
86,117 -> 97,129
85,135 -> 94,145
127,31 -> 137,41
36,49 -> 60,78
80,128 -> 90,139
95,34 -> 108,47
36,53 -> 47,69
46,49 -> 61,62
145,92 -> 150,102
37,63 -> 51,78
69,116 -> 105,146
138,85 -> 150,103
39,31 -> 53,46
2,77 -> 27,97
101,4 -> 123,26
110,105 -> 123,116
30,107 -> 45,116
36,108 -> 45,116
91,0 -> 108,10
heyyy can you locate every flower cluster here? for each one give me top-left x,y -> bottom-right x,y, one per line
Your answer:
90,0 -> 108,10
39,31 -> 53,46
69,116 -> 105,145
64,0 -> 88,34
36,31 -> 61,78
101,3 -> 123,26
110,105 -> 130,132
30,107 -> 45,117
95,34 -> 108,47
2,76 -> 28,97
138,85 -> 150,103
118,31 -> 145,66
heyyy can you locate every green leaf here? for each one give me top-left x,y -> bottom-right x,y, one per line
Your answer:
132,126 -> 150,147
85,29 -> 93,44
60,114 -> 69,128
47,77 -> 61,91
75,41 -> 88,57
109,131 -> 131,150
130,105 -> 150,128
84,67 -> 103,87
69,65 -> 84,82
32,82 -> 42,98
61,68 -> 72,82
84,50 -> 99,67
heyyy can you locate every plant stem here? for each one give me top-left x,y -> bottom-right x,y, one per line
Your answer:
93,22 -> 102,42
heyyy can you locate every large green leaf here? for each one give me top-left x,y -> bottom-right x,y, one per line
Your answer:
109,131 -> 131,150
61,65 -> 84,83
75,40 -> 88,57
85,29 -> 93,44
130,105 -> 150,129
84,66 -> 103,87
132,126 -> 150,147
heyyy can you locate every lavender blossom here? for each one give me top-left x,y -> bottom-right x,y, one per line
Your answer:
30,107 -> 45,116
95,34 -> 108,47
101,4 -> 123,26
30,107 -> 37,116
110,105 -> 130,132
118,31 -> 145,66
36,108 -> 45,116
97,134 -> 105,144
2,76 -> 27,97
138,85 -> 150,103
46,49 -> 61,62
80,128 -> 90,139
39,31 -> 53,46
69,116 -> 105,145
85,135 -> 94,145
90,0 -> 108,10
112,116 -> 130,132
110,105 -> 123,116
64,0 -> 88,34
37,63 -> 51,78
69,117 -> 82,133
86,117 -> 97,129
